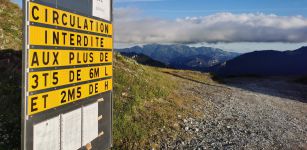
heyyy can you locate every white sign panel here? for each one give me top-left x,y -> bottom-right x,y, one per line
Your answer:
33,116 -> 61,150
92,0 -> 111,21
82,103 -> 99,146
61,109 -> 82,150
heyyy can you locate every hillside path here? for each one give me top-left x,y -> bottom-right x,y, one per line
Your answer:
163,77 -> 307,149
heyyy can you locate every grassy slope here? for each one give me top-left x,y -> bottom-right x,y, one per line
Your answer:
113,53 -> 207,149
113,53 -> 171,148
0,0 -> 22,50
113,54 -> 174,149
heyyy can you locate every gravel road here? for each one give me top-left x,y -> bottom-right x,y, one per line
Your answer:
163,77 -> 307,149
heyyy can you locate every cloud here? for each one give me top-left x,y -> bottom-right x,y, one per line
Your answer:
114,7 -> 141,20
114,9 -> 307,43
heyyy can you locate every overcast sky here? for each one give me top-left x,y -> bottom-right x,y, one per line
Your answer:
13,0 -> 307,52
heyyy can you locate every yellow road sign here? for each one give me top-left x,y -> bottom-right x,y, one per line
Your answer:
29,2 -> 112,36
28,79 -> 112,115
24,0 -> 113,149
29,65 -> 112,91
29,26 -> 113,49
29,49 -> 112,68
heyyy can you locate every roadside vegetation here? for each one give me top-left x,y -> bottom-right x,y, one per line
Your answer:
0,0 -> 22,50
0,49 -> 21,149
112,53 -> 214,149
113,53 -> 173,149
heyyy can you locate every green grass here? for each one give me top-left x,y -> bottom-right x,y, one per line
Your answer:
0,77 -> 21,150
0,0 -> 22,50
0,50 -> 21,149
112,53 -> 214,149
160,68 -> 215,85
112,53 -> 175,149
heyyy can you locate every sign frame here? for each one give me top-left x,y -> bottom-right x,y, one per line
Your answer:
22,0 -> 114,149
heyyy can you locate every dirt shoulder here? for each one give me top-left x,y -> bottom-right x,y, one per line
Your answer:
162,75 -> 307,149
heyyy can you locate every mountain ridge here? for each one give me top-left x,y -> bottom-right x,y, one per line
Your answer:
117,44 -> 240,71
119,52 -> 167,68
215,46 -> 307,77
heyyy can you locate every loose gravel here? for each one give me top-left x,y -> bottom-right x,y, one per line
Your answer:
162,78 -> 307,149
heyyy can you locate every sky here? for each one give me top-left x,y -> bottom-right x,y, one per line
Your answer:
115,0 -> 307,19
13,0 -> 307,52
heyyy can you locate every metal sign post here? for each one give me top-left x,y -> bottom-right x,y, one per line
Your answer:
22,0 -> 113,149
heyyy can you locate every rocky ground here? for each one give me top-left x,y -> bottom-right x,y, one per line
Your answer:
162,77 -> 307,149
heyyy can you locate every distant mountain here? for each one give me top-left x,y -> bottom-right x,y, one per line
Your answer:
117,44 -> 240,71
215,46 -> 307,77
119,52 -> 167,68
